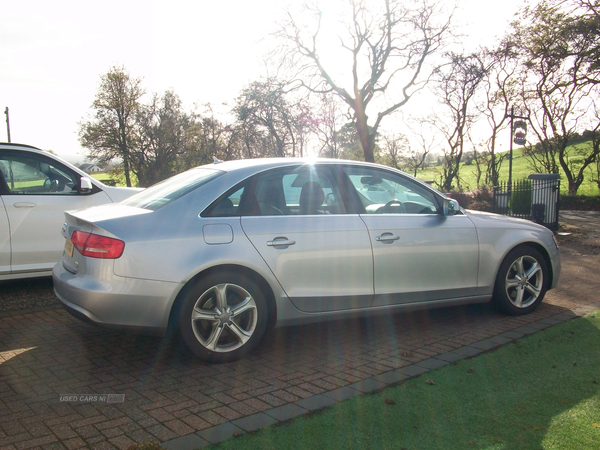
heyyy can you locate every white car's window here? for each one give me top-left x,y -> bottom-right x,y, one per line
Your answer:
0,153 -> 78,195
342,166 -> 440,214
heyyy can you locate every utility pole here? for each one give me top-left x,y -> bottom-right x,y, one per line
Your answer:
4,107 -> 11,143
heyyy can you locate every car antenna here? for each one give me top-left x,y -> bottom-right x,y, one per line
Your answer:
213,156 -> 223,164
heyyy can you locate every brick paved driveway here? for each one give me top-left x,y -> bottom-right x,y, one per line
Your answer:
1,220 -> 599,450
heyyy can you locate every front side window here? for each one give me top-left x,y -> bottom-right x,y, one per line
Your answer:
0,153 -> 78,195
342,166 -> 440,214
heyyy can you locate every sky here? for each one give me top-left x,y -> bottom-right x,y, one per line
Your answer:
1,0 -> 525,164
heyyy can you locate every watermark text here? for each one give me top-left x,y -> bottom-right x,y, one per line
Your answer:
59,394 -> 125,403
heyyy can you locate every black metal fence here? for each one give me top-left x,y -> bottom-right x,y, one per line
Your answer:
493,174 -> 560,231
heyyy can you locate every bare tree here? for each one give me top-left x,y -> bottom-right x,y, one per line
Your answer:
178,105 -> 243,168
431,52 -> 487,191
79,66 -> 145,187
314,93 -> 349,158
233,78 -> 312,157
276,0 -> 452,162
132,91 -> 193,186
380,133 -> 409,169
476,41 -> 520,186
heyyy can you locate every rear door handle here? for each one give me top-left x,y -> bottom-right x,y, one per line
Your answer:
267,237 -> 296,247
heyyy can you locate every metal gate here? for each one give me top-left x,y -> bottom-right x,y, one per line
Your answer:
493,174 -> 560,231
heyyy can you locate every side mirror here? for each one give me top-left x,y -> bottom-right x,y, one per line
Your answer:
443,198 -> 460,216
80,177 -> 93,194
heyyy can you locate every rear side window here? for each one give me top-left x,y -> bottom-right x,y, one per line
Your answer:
203,164 -> 347,217
203,185 -> 246,217
122,168 -> 222,211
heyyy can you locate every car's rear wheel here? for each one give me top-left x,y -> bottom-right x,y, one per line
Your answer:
179,272 -> 268,363
492,246 -> 548,315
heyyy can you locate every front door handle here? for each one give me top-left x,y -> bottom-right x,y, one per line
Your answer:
267,237 -> 296,247
13,202 -> 37,208
376,233 -> 399,243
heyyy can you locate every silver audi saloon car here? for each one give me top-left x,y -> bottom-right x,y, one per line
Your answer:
53,158 -> 560,362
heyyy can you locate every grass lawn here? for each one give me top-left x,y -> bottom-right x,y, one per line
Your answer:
211,310 -> 600,449
92,171 -> 138,187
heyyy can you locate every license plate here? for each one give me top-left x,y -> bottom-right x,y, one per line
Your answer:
64,239 -> 74,258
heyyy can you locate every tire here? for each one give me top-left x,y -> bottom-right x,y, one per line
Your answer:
492,246 -> 549,316
179,272 -> 268,363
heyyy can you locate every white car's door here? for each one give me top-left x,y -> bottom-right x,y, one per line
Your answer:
342,165 -> 481,307
238,164 -> 374,313
0,197 -> 11,273
0,151 -> 112,275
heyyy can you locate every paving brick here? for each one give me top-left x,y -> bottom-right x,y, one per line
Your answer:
100,426 -> 125,440
123,429 -> 156,445
14,434 -> 58,450
47,424 -> 77,441
211,406 -> 244,421
106,434 -> 136,450
163,419 -> 195,436
147,408 -> 176,422
255,393 -> 287,407
179,414 -> 211,431
194,411 -> 228,427
145,423 -> 179,442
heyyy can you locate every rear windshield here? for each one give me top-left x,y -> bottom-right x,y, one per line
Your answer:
121,168 -> 223,210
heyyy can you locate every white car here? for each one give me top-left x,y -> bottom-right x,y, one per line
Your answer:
0,143 -> 140,280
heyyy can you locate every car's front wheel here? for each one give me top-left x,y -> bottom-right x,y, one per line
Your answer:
492,246 -> 549,315
179,272 -> 268,363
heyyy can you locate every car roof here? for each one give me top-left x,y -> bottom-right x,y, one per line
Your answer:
0,142 -> 48,153
200,157 -> 393,173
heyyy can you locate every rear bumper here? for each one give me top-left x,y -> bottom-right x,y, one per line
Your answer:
53,261 -> 182,335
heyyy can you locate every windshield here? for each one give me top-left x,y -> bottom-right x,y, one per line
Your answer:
121,168 -> 223,210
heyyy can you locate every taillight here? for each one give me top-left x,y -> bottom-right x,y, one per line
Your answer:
71,231 -> 125,259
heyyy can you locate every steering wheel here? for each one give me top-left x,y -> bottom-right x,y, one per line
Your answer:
377,199 -> 405,214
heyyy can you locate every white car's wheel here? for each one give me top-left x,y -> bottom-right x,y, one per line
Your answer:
179,272 -> 268,363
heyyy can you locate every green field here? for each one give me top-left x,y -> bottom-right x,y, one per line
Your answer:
413,146 -> 600,196
210,311 -> 600,450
